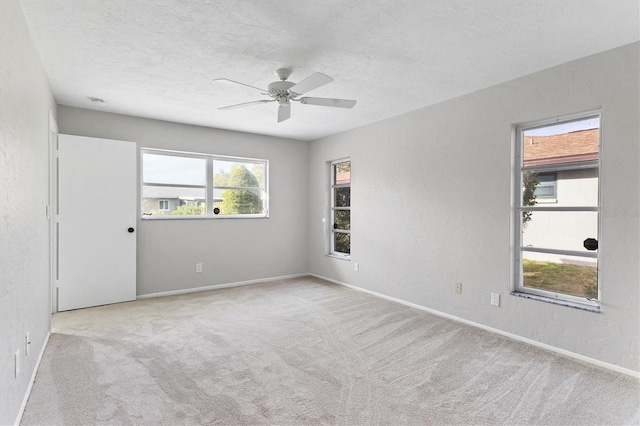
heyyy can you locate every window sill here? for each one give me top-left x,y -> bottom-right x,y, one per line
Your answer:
141,214 -> 269,220
510,291 -> 601,313
326,254 -> 350,261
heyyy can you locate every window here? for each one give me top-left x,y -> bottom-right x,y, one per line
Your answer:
330,159 -> 351,258
141,149 -> 268,218
212,159 -> 266,215
533,172 -> 557,199
514,113 -> 600,309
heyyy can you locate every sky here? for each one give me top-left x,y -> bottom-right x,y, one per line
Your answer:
524,117 -> 599,137
143,154 -> 261,186
143,154 -> 205,185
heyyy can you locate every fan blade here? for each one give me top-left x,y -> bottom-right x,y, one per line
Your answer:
218,100 -> 274,110
299,97 -> 356,108
290,72 -> 333,95
212,78 -> 267,93
278,103 -> 291,122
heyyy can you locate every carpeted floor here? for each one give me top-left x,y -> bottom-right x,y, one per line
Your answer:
22,276 -> 640,425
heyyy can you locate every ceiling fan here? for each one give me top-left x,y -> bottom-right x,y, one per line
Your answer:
213,68 -> 356,123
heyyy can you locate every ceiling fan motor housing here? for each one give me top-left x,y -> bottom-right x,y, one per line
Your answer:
268,81 -> 296,99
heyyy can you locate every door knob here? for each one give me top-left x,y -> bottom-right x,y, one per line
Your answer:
128,227 -> 135,233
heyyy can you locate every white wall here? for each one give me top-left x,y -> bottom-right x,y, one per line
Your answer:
0,1 -> 57,424
57,106 -> 309,296
308,43 -> 640,372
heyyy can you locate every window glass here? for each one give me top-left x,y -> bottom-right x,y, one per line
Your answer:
330,159 -> 351,257
334,161 -> 351,185
142,153 -> 205,185
334,187 -> 350,207
523,125 -> 599,168
334,232 -> 351,255
213,160 -> 264,188
515,115 -> 600,306
212,160 -> 266,216
522,252 -> 597,299
524,169 -> 598,206
141,149 -> 268,218
532,172 -> 557,198
522,211 -> 598,253
334,210 -> 351,230
142,186 -> 205,216
214,189 -> 265,215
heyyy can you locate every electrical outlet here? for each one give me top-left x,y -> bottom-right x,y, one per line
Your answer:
25,332 -> 30,356
15,349 -> 20,378
491,293 -> 500,307
195,263 -> 202,273
455,282 -> 462,294
353,262 -> 359,272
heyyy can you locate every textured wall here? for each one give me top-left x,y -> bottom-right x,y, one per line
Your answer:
57,106 -> 309,297
0,1 -> 56,424
308,43 -> 640,372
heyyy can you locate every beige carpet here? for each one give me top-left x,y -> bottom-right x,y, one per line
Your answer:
21,276 -> 639,425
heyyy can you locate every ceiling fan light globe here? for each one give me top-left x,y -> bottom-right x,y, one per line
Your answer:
275,68 -> 293,81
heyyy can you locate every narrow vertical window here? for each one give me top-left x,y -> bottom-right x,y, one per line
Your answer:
514,113 -> 600,308
331,159 -> 351,258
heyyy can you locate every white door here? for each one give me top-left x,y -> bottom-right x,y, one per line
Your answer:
57,134 -> 137,311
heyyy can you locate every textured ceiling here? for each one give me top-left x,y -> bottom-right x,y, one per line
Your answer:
19,0 -> 640,141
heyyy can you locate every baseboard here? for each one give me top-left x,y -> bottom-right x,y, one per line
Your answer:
310,274 -> 640,379
137,273 -> 308,300
15,332 -> 51,426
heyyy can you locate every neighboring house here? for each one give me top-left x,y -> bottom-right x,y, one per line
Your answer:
142,187 -> 225,215
522,128 -> 599,267
336,170 -> 350,185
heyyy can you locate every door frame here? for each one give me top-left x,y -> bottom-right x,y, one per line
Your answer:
48,111 -> 58,313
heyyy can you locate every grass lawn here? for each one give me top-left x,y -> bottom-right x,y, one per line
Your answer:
523,259 -> 597,299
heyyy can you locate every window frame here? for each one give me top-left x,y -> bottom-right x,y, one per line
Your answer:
141,148 -> 269,219
329,158 -> 351,259
512,111 -> 601,310
158,199 -> 170,211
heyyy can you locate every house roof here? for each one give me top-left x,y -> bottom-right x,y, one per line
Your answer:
523,128 -> 599,167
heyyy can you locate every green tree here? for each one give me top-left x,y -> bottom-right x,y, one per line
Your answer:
213,168 -> 230,187
522,171 -> 539,226
171,203 -> 204,215
221,165 -> 262,214
251,163 -> 265,188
